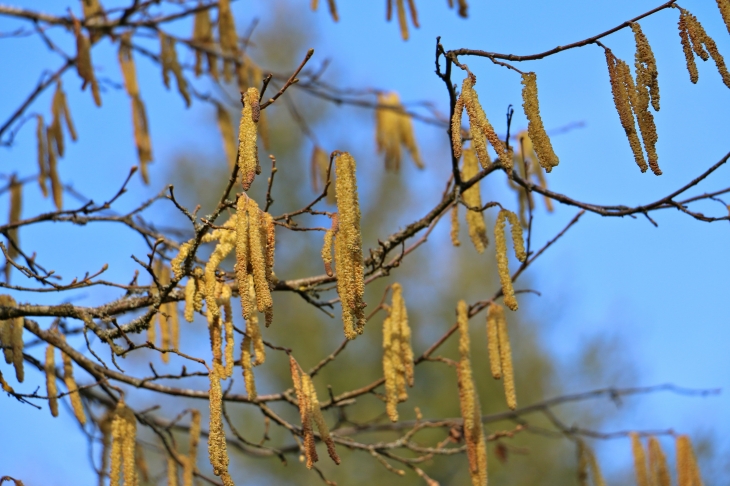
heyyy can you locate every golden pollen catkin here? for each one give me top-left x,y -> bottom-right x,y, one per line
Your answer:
375,93 -> 424,170
631,23 -> 660,112
303,373 -> 341,465
216,104 -> 236,171
334,152 -> 366,339
290,355 -> 317,468
630,432 -> 650,486
218,0 -> 238,82
486,303 -> 502,379
676,435 -> 703,486
238,88 -> 261,191
62,346 -> 86,425
6,175 -> 22,283
678,12 -> 699,84
450,203 -> 461,247
182,409 -> 201,486
680,9 -> 730,89
241,334 -> 257,399
494,209 -> 526,311
462,148 -> 489,253
110,400 -> 138,486
45,344 -> 59,417
460,73 -> 508,170
605,49 -> 648,173
382,314 -> 399,421
496,307 -> 516,410
192,6 -> 216,78
75,27 -> 102,107
648,436 -> 671,486
455,300 -> 488,486
521,72 -> 559,172
578,441 -> 606,486
36,115 -> 48,197
207,367 -> 234,485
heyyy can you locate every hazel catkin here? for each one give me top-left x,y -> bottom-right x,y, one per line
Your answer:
521,72 -> 559,172
238,88 -> 261,191
494,209 -> 526,311
461,148 -> 489,253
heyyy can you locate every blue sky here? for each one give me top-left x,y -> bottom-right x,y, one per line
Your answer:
1,0 -> 729,484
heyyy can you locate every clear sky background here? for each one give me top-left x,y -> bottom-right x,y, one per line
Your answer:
0,0 -> 728,484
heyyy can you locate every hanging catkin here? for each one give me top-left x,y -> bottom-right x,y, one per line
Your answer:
494,209 -> 526,311
676,435 -> 703,486
45,343 -> 59,417
218,0 -> 239,82
648,436 -> 671,486
46,125 -> 63,210
521,72 -> 559,172
247,199 -> 273,313
632,23 -> 660,111
159,33 -> 191,106
455,73 -> 508,170
6,175 -> 22,283
75,24 -> 102,107
486,302 -> 501,379
718,0 -> 730,35
50,81 -> 76,158
630,433 -> 650,486
220,284 -> 234,379
382,284 -> 413,421
216,104 -> 237,171
461,148 -> 489,253
334,152 -> 366,339
450,203 -> 461,247
456,300 -> 488,486
677,8 -> 730,89
238,88 -> 261,191
302,372 -> 341,465
36,115 -> 48,197
321,215 -> 337,277
208,366 -> 234,486
375,93 -> 424,170
290,355 -> 317,468
192,6 -> 217,79
235,196 -> 254,318
578,440 -> 606,486
0,295 -> 23,382
496,306 -> 516,410
382,313 -> 399,421
62,342 -> 86,425
110,401 -> 138,486
241,334 -> 257,399
182,409 -> 201,486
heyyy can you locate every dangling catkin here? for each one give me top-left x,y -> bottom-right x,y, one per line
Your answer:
219,285 -> 234,379
630,432 -> 650,486
521,72 -> 559,172
46,126 -> 63,210
450,203 -> 461,247
456,300 -> 487,486
159,33 -> 191,106
238,88 -> 261,191
0,370 -> 13,393
218,0 -> 239,82
246,199 -> 272,313
241,334 -> 257,399
110,401 -> 138,486
303,373 -> 341,464
0,294 -> 24,381
208,366 -> 234,485
462,148 -> 489,253
494,209 -> 526,311
631,23 -> 660,112
375,93 -> 424,170
290,355 -> 317,468
118,33 -> 139,97
334,152 -> 366,339
202,216 -> 237,319
167,455 -> 178,486
182,409 -> 201,486
62,344 -> 86,425
159,264 -> 171,363
75,25 -> 102,106
6,175 -> 22,283
36,115 -> 48,198
382,314 -> 400,421
605,49 -> 648,173
679,8 -> 730,89
322,227 -> 335,277
676,435 -> 703,486
192,6 -> 216,78
131,96 -> 153,184
184,276 -> 197,322
216,104 -> 237,171
578,441 -> 606,486
718,0 -> 730,35
648,436 -> 671,486
207,284 -> 224,375
451,93 -> 465,160
45,344 -> 59,417
99,411 -> 113,486
459,73 -> 507,170
244,275 -> 265,366
486,302 -> 502,379
392,284 -> 414,388
496,308 -> 516,410
235,195 -> 252,317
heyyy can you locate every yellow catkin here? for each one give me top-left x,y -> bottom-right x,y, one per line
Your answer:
462,148 -> 489,253
75,27 -> 101,107
235,196 -> 253,319
167,455 -> 178,486
494,209 -> 526,311
51,82 -> 75,158
216,104 -> 236,171
0,296 -> 22,380
321,228 -> 335,277
208,367 -> 234,485
681,9 -> 730,89
382,315 -> 399,421
160,265 -> 171,363
630,433 -> 650,486
192,6 -> 216,78
218,0 -> 239,82
632,23 -> 660,112
159,33 -> 190,107
260,211 -> 275,309
245,276 -> 265,366
456,300 -> 487,486
334,153 -> 366,339
245,200 -> 272,313
118,33 -> 139,97
648,436 -> 671,486
461,74 -> 507,170
718,0 -> 730,35
169,297 -> 180,352
241,334 -> 257,399
303,373 -> 341,465
578,441 -> 606,486
0,295 -> 15,365
486,302 -> 502,379
202,216 -> 237,319
182,409 -> 201,486
137,448 -> 149,484
47,126 -> 62,210
238,88 -> 261,191
496,307 -> 516,410
451,94 -> 465,160
678,11 -> 699,84
6,175 -> 21,283
521,72 -> 559,172
62,347 -> 86,425
207,285 -> 223,375
396,0 -> 409,40
605,50 -> 648,173
131,96 -> 153,184
45,344 -> 59,417
184,276 -> 197,322
110,401 -> 138,486
450,203 -> 461,247
375,93 -> 424,170
676,435 -> 703,486
99,411 -> 112,486
220,285 -> 234,379
0,370 -> 14,393
36,114 -> 48,198
393,284 -> 414,388
290,355 -> 317,468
